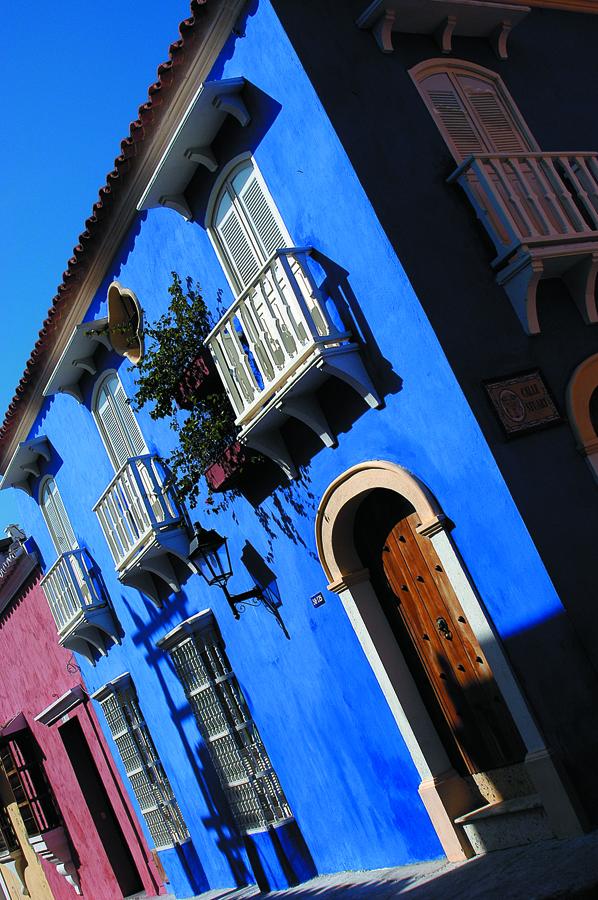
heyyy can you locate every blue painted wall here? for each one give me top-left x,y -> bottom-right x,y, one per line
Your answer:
10,0 -> 597,894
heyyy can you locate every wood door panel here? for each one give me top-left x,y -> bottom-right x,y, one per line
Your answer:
381,510 -> 524,774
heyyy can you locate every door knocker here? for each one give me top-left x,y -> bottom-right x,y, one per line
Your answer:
436,617 -> 453,641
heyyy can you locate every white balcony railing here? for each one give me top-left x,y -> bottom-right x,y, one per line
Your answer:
206,248 -> 351,427
93,454 -> 183,573
449,152 -> 598,264
41,549 -> 106,636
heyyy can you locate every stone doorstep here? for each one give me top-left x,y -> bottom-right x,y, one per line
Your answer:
454,793 -> 543,825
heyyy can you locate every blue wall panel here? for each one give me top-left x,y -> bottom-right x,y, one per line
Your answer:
10,0 -> 579,892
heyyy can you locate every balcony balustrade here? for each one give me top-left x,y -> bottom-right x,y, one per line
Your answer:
449,152 -> 598,333
206,248 -> 380,477
94,454 -> 192,605
41,548 -> 118,664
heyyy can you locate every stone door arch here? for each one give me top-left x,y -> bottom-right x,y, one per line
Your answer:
315,461 -> 582,859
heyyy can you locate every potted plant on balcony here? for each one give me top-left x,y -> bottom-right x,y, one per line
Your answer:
132,272 -> 247,507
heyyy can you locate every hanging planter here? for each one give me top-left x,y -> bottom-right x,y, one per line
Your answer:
174,349 -> 218,410
205,442 -> 247,492
132,273 -> 240,508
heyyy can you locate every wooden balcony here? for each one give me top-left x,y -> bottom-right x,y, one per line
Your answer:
93,455 -> 191,604
206,248 -> 380,477
41,549 -> 119,664
449,152 -> 598,333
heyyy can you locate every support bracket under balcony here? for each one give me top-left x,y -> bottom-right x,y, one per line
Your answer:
60,609 -> 121,666
29,828 -> 81,895
238,344 -> 381,479
119,527 -> 193,607
496,245 -> 598,335
0,847 -> 29,897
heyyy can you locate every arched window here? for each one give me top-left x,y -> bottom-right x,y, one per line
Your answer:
567,354 -> 598,482
209,157 -> 291,293
93,372 -> 147,471
410,60 -> 537,161
40,477 -> 77,556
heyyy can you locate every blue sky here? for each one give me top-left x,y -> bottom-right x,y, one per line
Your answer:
0,0 -> 193,527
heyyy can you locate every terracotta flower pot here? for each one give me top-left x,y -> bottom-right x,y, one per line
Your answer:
174,349 -> 218,410
205,442 -> 247,491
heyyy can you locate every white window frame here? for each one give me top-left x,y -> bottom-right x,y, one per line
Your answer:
206,153 -> 293,296
159,611 -> 293,834
38,476 -> 78,557
93,674 -> 189,850
91,369 -> 148,472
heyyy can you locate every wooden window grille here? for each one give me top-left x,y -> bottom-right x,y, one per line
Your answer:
166,623 -> 293,833
97,681 -> 189,850
0,804 -> 19,856
0,732 -> 62,839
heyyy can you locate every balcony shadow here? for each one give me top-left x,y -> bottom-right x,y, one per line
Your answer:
225,251 -> 401,510
121,592 -> 253,889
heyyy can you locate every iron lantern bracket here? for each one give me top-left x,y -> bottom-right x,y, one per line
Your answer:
220,583 -> 289,638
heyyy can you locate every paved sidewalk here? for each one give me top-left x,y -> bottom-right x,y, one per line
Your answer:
196,831 -> 598,899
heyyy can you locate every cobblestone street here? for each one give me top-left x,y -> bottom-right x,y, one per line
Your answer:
195,832 -> 598,900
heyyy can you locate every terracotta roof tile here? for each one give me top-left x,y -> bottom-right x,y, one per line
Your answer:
0,0 -> 211,450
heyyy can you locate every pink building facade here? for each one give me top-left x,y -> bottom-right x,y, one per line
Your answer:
0,530 -> 165,900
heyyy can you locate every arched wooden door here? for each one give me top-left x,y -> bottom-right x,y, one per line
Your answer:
356,490 -> 525,776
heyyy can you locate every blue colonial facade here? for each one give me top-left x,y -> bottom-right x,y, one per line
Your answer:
2,1 -> 598,897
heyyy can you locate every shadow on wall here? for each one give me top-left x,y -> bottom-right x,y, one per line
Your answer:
230,250 -> 402,511
123,591 -> 250,889
123,588 -> 317,891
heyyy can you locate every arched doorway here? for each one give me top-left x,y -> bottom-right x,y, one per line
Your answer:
355,489 -> 524,779
316,461 -> 583,859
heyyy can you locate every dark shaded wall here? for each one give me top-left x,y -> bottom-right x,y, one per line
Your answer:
270,0 -> 598,810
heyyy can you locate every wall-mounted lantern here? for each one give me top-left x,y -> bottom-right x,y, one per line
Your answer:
189,524 -> 288,637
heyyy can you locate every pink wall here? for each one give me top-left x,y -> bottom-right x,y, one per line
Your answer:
0,571 -> 165,900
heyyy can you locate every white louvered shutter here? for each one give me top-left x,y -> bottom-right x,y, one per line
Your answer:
215,197 -> 262,289
96,374 -> 147,470
213,161 -> 289,291
418,70 -> 535,160
41,479 -> 77,555
237,170 -> 287,259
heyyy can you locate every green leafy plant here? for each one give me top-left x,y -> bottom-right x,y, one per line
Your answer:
132,272 -> 238,508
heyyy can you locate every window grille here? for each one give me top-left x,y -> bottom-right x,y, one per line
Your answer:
0,732 -> 62,839
0,804 -> 19,856
96,678 -> 189,850
165,618 -> 292,833
40,477 -> 78,556
94,373 -> 147,470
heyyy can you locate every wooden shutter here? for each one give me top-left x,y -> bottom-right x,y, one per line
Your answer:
419,72 -> 486,157
215,198 -> 262,288
416,66 -> 536,160
457,74 -> 530,153
213,160 -> 289,291
96,374 -> 147,470
237,170 -> 287,259
41,478 -> 77,556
